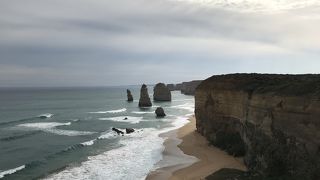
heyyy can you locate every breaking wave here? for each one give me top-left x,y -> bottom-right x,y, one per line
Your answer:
99,116 -> 143,124
0,165 -> 26,179
89,108 -> 126,114
17,122 -> 95,136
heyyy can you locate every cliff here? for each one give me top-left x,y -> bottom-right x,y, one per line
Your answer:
195,74 -> 320,180
181,80 -> 202,95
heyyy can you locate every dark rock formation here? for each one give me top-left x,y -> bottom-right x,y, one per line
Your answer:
196,74 -> 320,180
155,107 -> 166,117
139,84 -> 152,107
153,83 -> 171,101
126,128 -> 135,134
175,83 -> 183,91
167,84 -> 175,91
181,80 -> 202,95
127,89 -> 133,102
112,128 -> 124,135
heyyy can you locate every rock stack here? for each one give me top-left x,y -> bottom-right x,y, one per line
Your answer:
127,89 -> 133,102
155,107 -> 166,117
138,84 -> 152,107
153,83 -> 171,101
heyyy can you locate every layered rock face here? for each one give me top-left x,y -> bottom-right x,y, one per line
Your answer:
181,80 -> 202,95
138,84 -> 152,107
127,89 -> 133,102
167,84 -> 175,91
195,74 -> 320,180
153,83 -> 171,101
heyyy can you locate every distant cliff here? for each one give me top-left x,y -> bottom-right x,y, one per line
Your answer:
195,74 -> 320,180
168,80 -> 202,95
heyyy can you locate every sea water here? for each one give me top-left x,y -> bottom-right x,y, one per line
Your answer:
0,86 -> 194,179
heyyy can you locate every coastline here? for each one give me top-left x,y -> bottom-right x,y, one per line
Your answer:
147,115 -> 247,180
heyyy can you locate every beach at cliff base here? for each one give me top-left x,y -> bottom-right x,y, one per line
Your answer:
147,116 -> 247,180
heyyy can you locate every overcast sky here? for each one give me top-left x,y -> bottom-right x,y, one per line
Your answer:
0,0 -> 320,87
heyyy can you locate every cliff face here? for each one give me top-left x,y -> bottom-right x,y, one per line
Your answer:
181,80 -> 202,95
195,74 -> 320,179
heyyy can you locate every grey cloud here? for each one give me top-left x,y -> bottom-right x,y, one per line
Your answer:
0,0 -> 319,87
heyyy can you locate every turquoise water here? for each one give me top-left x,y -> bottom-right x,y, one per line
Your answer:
0,86 -> 194,179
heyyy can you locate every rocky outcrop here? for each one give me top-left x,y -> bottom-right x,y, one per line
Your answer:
153,83 -> 171,101
155,107 -> 166,117
127,89 -> 133,102
126,128 -> 135,134
175,83 -> 183,91
139,84 -> 152,107
167,84 -> 175,91
196,74 -> 320,180
181,80 -> 202,95
112,128 -> 124,135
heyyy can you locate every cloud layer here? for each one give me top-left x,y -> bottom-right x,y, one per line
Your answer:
0,0 -> 319,86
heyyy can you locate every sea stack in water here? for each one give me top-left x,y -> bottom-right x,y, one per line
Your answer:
153,83 -> 171,101
138,84 -> 152,107
155,107 -> 166,117
127,89 -> 133,102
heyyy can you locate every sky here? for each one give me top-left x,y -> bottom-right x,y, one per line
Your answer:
0,0 -> 320,87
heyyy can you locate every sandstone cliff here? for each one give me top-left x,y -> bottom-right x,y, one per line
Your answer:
181,80 -> 202,95
154,83 -> 171,101
139,84 -> 152,107
195,74 -> 320,180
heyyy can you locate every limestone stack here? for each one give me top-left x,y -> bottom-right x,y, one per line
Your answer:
138,84 -> 152,107
127,89 -> 133,102
153,83 -> 171,101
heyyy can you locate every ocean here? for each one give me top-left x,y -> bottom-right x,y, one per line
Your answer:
0,86 -> 194,180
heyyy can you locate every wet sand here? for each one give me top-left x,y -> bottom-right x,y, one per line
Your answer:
147,116 -> 247,180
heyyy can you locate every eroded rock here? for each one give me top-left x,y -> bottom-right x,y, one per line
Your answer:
127,89 -> 133,102
139,84 -> 152,107
153,83 -> 171,101
155,107 -> 166,117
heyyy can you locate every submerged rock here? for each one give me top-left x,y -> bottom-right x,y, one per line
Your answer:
127,89 -> 133,102
126,128 -> 135,134
155,107 -> 166,117
153,83 -> 171,101
138,84 -> 152,107
112,128 -> 124,135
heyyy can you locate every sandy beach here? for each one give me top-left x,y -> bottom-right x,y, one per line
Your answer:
147,116 -> 247,180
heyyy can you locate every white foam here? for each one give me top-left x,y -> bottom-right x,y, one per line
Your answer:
45,116 -> 191,180
81,140 -> 96,146
18,122 -> 71,129
38,113 -> 54,118
0,165 -> 25,178
45,128 -> 164,180
89,108 -> 126,114
131,111 -> 154,114
171,103 -> 194,112
97,131 -> 119,140
99,116 -> 143,124
17,122 -> 95,136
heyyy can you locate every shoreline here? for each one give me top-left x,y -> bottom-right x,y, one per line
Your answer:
147,115 -> 247,180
